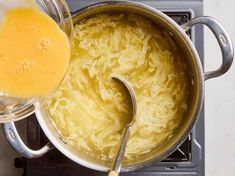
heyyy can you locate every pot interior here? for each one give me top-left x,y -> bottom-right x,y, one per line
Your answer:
36,1 -> 203,172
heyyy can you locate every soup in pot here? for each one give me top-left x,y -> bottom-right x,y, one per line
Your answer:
46,13 -> 191,161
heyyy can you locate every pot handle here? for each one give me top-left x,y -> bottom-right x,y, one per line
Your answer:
2,122 -> 54,158
181,16 -> 234,80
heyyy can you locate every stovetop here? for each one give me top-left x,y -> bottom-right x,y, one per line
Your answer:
14,1 -> 204,176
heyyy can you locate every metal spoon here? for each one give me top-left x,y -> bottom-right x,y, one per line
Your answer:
108,76 -> 138,176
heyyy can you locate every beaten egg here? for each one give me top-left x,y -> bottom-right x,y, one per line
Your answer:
0,0 -> 70,98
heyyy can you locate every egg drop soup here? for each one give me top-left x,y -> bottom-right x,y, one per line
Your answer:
46,13 -> 191,162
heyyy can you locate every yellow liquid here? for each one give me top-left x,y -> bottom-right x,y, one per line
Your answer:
0,8 -> 70,98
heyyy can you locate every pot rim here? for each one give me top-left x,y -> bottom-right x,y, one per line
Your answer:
36,0 -> 204,172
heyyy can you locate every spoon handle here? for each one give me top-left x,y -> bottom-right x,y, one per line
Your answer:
108,170 -> 118,176
108,125 -> 132,176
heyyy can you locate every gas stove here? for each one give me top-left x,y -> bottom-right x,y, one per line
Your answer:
15,1 -> 204,176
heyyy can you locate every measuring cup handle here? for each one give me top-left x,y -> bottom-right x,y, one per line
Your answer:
181,16 -> 234,80
2,122 -> 54,158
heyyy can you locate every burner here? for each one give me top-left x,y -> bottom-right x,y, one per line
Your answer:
15,4 -> 204,176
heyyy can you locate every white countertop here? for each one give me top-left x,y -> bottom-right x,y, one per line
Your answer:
204,0 -> 235,175
0,0 -> 235,175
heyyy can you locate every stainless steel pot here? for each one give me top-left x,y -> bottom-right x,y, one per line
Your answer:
2,1 -> 234,172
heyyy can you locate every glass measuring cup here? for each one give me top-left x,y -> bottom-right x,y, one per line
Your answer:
0,0 -> 73,123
